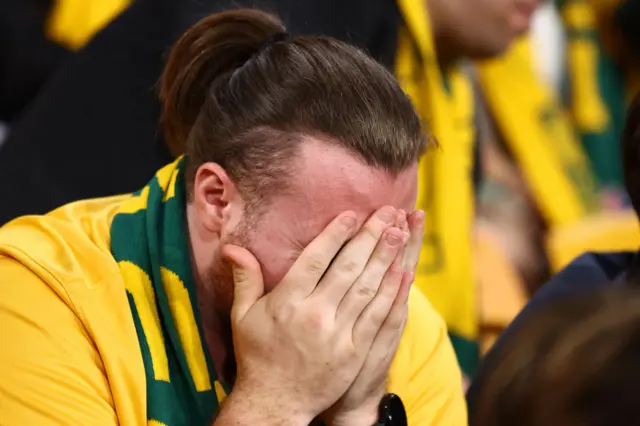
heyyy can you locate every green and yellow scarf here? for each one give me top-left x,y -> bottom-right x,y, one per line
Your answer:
110,157 -> 228,426
476,36 -> 599,227
559,0 -> 634,189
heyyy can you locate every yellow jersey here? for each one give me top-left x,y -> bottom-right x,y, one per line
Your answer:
0,196 -> 466,425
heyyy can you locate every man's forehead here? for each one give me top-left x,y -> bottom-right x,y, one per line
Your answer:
283,140 -> 417,231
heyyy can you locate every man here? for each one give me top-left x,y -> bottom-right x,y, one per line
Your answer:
0,0 -> 549,379
0,9 -> 465,426
466,94 -> 640,421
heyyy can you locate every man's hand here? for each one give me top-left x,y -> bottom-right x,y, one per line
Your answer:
218,207 -> 408,425
324,210 -> 425,426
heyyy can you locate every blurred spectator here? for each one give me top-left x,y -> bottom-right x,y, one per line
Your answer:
471,286 -> 640,426
0,0 -> 130,123
467,92 -> 640,415
560,0 -> 640,201
0,0 -> 70,122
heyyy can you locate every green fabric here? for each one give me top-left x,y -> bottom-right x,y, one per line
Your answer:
579,32 -> 626,188
559,1 -> 627,189
111,158 -> 227,425
448,332 -> 479,378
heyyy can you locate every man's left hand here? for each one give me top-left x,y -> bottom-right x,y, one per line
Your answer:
323,210 -> 424,426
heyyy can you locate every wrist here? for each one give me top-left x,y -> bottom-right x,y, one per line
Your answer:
222,384 -> 315,426
325,402 -> 379,426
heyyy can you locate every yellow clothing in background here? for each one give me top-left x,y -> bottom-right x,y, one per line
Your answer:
476,37 -> 599,227
0,197 -> 467,425
47,0 -> 131,49
395,0 -> 478,375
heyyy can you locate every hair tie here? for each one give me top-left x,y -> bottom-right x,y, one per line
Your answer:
258,31 -> 290,52
229,31 -> 291,85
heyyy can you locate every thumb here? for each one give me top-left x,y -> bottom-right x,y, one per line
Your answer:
222,244 -> 265,322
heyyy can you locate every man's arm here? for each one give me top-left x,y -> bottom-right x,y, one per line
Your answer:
0,258 -> 118,425
388,288 -> 468,425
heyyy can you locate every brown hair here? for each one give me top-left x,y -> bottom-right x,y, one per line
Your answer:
473,286 -> 640,426
159,8 -> 426,204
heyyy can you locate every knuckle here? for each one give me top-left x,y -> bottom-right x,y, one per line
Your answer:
304,255 -> 327,276
336,339 -> 358,362
387,307 -> 408,329
355,282 -> 379,299
338,258 -> 362,274
362,221 -> 383,242
272,299 -> 297,323
302,308 -> 331,334
369,305 -> 389,326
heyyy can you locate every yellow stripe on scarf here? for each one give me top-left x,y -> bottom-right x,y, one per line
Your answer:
120,260 -> 170,382
160,267 -> 212,392
476,37 -> 598,227
563,0 -> 611,133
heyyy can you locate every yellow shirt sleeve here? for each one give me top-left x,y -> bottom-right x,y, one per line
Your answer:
388,288 -> 468,425
0,257 -> 118,425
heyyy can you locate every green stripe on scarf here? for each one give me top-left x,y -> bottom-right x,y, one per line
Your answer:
111,157 -> 229,426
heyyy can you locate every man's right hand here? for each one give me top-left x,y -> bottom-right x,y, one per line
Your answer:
219,206 -> 407,425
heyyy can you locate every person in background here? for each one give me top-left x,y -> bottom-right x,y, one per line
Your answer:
0,0 -> 129,123
471,286 -> 640,426
0,9 -> 466,426
560,0 -> 640,204
467,92 -> 640,416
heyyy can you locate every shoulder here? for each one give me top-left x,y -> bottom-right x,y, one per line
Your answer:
467,251 -> 635,415
0,256 -> 121,425
0,196 -> 128,288
388,288 -> 467,425
0,200 -> 147,424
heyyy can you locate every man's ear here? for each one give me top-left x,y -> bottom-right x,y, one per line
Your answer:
192,162 -> 240,233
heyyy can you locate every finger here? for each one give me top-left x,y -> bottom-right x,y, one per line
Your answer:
394,212 -> 409,270
392,235 -> 406,270
403,210 -> 424,272
312,206 -> 397,303
396,210 -> 408,231
222,244 -> 265,323
396,271 -> 413,305
356,272 -> 412,370
392,211 -> 408,267
278,211 -> 358,299
336,227 -> 407,326
349,259 -> 405,348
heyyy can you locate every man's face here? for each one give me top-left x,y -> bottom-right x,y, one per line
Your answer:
206,140 -> 419,315
438,0 -> 540,59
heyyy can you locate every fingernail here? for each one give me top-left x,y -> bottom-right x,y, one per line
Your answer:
386,232 -> 403,246
378,208 -> 395,224
340,215 -> 357,230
